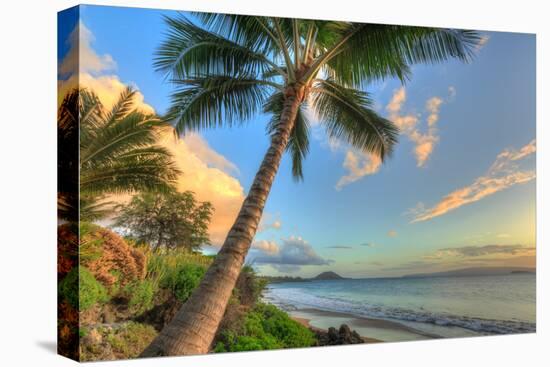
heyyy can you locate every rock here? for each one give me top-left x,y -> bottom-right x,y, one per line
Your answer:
315,324 -> 364,346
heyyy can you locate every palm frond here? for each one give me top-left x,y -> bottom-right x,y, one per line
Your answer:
80,112 -> 167,166
192,13 -> 280,55
80,154 -> 179,195
155,14 -> 279,79
166,74 -> 277,134
104,86 -> 138,126
57,88 -> 180,209
320,24 -> 480,87
310,79 -> 399,160
264,92 -> 310,180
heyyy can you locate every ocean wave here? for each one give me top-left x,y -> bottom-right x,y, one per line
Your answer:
263,287 -> 535,335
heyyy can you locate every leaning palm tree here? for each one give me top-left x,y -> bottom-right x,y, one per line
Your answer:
142,14 -> 480,356
58,87 -> 179,221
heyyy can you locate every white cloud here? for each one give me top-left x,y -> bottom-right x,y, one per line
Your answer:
59,21 -> 116,76
258,213 -> 283,232
251,236 -> 333,269
411,140 -> 536,223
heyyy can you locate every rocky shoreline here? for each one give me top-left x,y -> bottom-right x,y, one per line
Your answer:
292,317 -> 382,345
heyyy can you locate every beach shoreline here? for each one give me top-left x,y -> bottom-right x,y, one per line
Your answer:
287,307 -> 438,343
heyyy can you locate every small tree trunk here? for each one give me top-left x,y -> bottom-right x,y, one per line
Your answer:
141,89 -> 303,357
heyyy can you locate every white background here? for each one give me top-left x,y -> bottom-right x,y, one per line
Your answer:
0,0 -> 547,366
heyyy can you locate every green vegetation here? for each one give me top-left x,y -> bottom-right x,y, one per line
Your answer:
147,13 -> 481,354
123,279 -> 156,314
214,303 -> 316,352
115,190 -> 213,251
57,87 -> 179,222
105,323 -> 158,358
59,266 -> 109,311
161,263 -> 207,302
64,225 -> 315,361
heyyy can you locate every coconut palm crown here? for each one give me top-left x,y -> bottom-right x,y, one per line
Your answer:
58,87 -> 179,221
142,14 -> 481,356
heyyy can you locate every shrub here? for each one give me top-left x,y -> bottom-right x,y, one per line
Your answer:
123,279 -> 156,314
161,263 -> 207,302
59,266 -> 109,311
80,225 -> 147,288
259,304 -> 316,348
214,303 -> 315,352
235,265 -> 268,307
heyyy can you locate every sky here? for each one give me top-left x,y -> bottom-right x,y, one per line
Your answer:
58,5 -> 536,278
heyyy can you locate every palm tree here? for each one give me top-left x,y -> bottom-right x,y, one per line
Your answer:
58,87 -> 179,221
141,14 -> 480,356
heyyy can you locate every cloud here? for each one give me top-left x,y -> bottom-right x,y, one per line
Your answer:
386,87 -> 451,167
58,73 -> 154,115
333,85 -> 452,190
387,230 -> 398,237
160,134 -> 245,244
335,150 -> 382,190
258,213 -> 282,232
251,240 -> 280,255
476,34 -> 491,51
431,244 -> 535,258
326,245 -> 353,249
252,236 -> 333,268
411,140 -> 536,223
497,233 -> 511,239
448,86 -> 457,100
59,21 -> 116,76
185,134 -> 239,174
58,22 -> 246,246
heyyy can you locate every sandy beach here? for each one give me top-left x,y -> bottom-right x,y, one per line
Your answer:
290,308 -> 438,343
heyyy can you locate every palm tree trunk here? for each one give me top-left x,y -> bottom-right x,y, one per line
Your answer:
141,89 -> 303,357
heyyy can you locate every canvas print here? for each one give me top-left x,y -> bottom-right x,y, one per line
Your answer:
57,4 -> 536,362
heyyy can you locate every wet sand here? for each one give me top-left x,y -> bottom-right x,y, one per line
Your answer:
290,308 -> 439,342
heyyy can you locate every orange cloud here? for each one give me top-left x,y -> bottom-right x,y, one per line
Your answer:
59,22 -> 246,246
411,140 -> 536,223
251,240 -> 280,255
335,150 -> 382,190
160,134 -> 245,244
386,87 -> 448,167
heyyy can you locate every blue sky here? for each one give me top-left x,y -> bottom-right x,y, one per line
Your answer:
59,5 -> 536,277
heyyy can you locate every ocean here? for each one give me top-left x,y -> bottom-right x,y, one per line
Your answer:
264,274 -> 536,339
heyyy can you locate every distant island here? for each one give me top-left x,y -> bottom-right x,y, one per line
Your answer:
402,266 -> 536,279
262,271 -> 348,283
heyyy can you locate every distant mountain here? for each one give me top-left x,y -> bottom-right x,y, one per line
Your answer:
402,267 -> 535,279
312,271 -> 346,280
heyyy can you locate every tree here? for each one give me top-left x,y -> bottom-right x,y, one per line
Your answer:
141,14 -> 480,356
57,87 -> 179,221
114,190 -> 213,251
